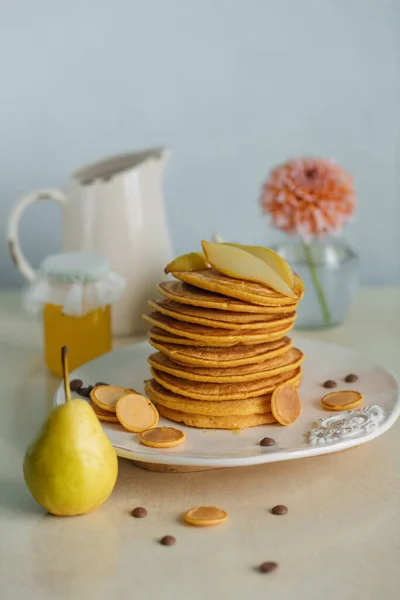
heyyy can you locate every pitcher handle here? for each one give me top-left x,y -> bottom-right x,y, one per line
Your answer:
7,189 -> 67,281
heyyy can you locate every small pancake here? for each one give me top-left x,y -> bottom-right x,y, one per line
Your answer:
148,337 -> 293,368
157,404 -> 277,429
143,312 -> 295,345
145,379 -> 272,416
148,298 -> 296,330
158,281 -> 297,314
172,270 -> 304,306
147,349 -> 305,382
151,366 -> 302,400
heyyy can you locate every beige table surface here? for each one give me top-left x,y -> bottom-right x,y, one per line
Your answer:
0,289 -> 399,600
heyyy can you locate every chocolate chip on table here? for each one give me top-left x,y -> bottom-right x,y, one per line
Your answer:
78,386 -> 93,398
323,380 -> 337,389
271,505 -> 288,515
260,437 -> 275,447
132,507 -> 148,518
70,379 -> 83,392
344,373 -> 358,383
95,382 -> 109,387
259,561 -> 278,574
160,535 -> 176,546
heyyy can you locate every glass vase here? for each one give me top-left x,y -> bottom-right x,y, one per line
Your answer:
272,238 -> 359,330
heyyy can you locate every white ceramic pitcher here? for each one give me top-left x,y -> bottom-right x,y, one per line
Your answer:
7,148 -> 172,336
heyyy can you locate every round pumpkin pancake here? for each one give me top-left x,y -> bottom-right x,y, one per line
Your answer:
151,366 -> 302,400
172,270 -> 304,307
148,298 -> 296,330
143,312 -> 295,345
148,324 -> 293,347
158,281 -> 297,314
147,348 -> 304,383
157,404 -> 277,429
145,379 -> 272,416
148,337 -> 293,368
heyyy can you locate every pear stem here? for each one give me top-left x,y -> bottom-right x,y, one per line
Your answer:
61,346 -> 71,402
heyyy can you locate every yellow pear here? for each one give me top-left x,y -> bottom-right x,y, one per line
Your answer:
165,252 -> 208,274
222,243 -> 295,289
23,348 -> 118,516
202,241 -> 297,298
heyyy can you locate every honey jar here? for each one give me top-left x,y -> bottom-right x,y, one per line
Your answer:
25,251 -> 125,377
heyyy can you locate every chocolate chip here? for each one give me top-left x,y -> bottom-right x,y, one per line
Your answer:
271,504 -> 288,515
70,379 -> 83,392
323,380 -> 337,389
344,373 -> 358,383
95,382 -> 109,387
78,386 -> 93,398
259,561 -> 278,573
132,507 -> 147,518
160,535 -> 176,546
260,437 -> 275,447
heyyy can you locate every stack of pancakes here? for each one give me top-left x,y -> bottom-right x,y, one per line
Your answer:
143,269 -> 304,429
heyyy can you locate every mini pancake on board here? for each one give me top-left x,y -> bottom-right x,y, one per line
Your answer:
145,379 -> 273,416
171,270 -> 304,307
157,404 -> 277,429
151,366 -> 302,400
143,312 -> 296,345
148,337 -> 293,368
147,348 -> 305,383
149,298 -> 296,328
158,281 -> 297,314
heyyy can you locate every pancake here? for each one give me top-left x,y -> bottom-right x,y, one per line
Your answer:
148,337 -> 293,368
147,348 -> 304,382
151,366 -> 302,400
148,324 -> 293,347
158,281 -> 297,314
145,379 -> 272,416
143,312 -> 295,345
157,404 -> 277,429
148,298 -> 296,330
172,270 -> 304,307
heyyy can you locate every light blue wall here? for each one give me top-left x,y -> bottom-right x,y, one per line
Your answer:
1,0 -> 399,287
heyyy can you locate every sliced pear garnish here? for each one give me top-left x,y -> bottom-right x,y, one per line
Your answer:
165,252 -> 209,274
201,241 -> 297,298
223,244 -> 295,289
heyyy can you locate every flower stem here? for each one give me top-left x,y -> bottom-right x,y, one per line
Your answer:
301,241 -> 331,327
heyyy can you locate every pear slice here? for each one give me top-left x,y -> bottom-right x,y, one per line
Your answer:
165,252 -> 209,274
201,241 -> 297,298
223,244 -> 295,289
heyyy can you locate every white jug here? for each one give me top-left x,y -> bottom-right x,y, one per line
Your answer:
7,148 -> 172,336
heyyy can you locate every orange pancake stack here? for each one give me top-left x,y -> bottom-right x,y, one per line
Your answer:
142,242 -> 304,429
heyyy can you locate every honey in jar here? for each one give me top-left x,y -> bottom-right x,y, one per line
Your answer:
25,251 -> 125,377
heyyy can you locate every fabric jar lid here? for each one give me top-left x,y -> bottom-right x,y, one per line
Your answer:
41,251 -> 111,283
24,251 -> 125,317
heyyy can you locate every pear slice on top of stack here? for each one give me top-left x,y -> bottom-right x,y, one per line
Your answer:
201,241 -> 297,298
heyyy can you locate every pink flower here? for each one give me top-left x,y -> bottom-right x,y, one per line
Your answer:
260,157 -> 356,242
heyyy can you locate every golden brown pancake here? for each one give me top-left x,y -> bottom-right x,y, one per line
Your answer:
143,312 -> 295,345
172,270 -> 304,306
145,379 -> 273,416
157,404 -> 277,429
151,366 -> 302,400
148,298 -> 296,330
147,348 -> 304,382
158,281 -> 297,314
148,337 -> 293,368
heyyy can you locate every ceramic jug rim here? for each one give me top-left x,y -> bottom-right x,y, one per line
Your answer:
73,147 -> 169,185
